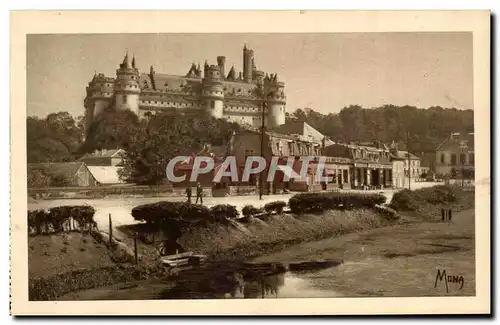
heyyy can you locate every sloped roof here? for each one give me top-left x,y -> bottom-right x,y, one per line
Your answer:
79,149 -> 125,159
436,133 -> 475,151
28,162 -> 85,179
392,150 -> 421,160
271,121 -> 334,146
87,166 -> 124,184
140,73 -> 203,94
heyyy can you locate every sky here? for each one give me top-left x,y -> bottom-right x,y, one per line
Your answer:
26,32 -> 473,117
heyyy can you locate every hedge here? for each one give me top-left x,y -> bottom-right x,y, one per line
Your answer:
288,192 -> 386,214
210,204 -> 239,220
131,201 -> 239,227
28,205 -> 96,235
264,201 -> 287,214
242,205 -> 264,218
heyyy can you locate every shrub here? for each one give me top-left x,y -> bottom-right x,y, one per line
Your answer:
210,204 -> 239,221
389,189 -> 420,211
131,201 -> 238,230
131,201 -> 210,225
264,201 -> 287,214
390,185 -> 463,211
242,205 -> 264,218
288,192 -> 386,214
27,205 -> 96,235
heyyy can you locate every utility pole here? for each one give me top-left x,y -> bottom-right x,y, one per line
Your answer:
406,132 -> 411,190
259,99 -> 267,200
460,144 -> 467,188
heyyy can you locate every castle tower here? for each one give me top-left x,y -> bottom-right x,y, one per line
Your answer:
243,44 -> 254,83
217,56 -> 226,80
202,63 -> 224,118
83,72 -> 114,133
264,73 -> 286,127
114,53 -> 141,115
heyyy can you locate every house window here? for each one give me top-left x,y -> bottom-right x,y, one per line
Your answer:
469,153 -> 474,164
451,154 -> 457,165
460,154 -> 466,165
441,153 -> 445,164
288,142 -> 293,155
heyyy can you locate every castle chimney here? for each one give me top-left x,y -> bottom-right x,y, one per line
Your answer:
217,56 -> 226,80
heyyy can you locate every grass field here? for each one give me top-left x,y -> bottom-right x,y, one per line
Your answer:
28,232 -> 117,279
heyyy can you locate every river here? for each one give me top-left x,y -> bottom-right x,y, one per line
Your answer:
60,208 -> 474,300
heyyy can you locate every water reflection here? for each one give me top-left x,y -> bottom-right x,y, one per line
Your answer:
160,261 -> 340,299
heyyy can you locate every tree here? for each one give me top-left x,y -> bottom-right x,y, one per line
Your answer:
27,169 -> 52,188
119,112 -> 240,185
27,112 -> 84,163
284,105 -> 473,158
81,109 -> 140,153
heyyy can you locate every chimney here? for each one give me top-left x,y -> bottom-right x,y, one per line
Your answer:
217,56 -> 226,80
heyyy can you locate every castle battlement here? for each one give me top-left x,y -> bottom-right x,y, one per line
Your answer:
84,44 -> 286,135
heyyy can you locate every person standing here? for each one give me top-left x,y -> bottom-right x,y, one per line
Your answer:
185,186 -> 192,204
195,182 -> 204,204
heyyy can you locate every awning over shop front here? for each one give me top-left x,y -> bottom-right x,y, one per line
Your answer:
354,162 -> 392,169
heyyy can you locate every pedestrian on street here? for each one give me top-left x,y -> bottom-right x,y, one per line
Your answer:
185,186 -> 192,204
195,182 -> 204,204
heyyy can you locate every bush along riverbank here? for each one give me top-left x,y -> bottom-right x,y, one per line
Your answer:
126,192 -> 398,262
389,184 -> 474,220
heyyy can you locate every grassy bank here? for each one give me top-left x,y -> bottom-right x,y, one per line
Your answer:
118,208 -> 396,264
28,230 -> 149,301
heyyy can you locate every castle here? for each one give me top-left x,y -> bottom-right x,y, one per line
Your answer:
84,44 -> 287,133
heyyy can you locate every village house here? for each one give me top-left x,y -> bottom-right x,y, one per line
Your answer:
79,148 -> 125,166
79,149 -> 126,185
388,148 -> 428,183
27,162 -> 98,188
231,126 -> 352,193
389,150 -> 406,189
324,142 -> 393,189
435,132 -> 475,179
173,143 -> 230,188
172,124 -> 352,193
271,121 -> 335,146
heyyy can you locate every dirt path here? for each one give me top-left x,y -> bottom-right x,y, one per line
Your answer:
253,209 -> 475,297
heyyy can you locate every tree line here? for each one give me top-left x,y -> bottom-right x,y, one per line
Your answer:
27,105 -> 473,185
286,105 -> 474,154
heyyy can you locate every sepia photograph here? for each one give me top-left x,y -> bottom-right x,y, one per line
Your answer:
10,10 -> 490,315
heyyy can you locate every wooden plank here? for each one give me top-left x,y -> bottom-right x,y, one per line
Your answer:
161,257 -> 190,267
162,251 -> 194,260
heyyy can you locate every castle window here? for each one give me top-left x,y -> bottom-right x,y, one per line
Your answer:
122,96 -> 127,104
210,101 -> 215,109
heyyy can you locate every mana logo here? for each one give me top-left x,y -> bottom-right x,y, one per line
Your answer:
434,269 -> 465,293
